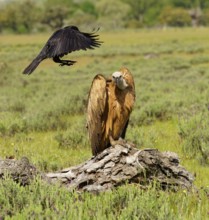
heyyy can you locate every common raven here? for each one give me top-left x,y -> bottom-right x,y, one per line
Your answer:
23,26 -> 102,75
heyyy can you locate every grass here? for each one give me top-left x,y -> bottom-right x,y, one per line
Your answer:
0,28 -> 209,219
0,180 -> 208,220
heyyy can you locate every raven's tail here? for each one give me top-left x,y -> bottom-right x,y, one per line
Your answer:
23,56 -> 43,75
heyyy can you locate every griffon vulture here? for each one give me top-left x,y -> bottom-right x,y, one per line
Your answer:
87,67 -> 135,156
23,26 -> 102,74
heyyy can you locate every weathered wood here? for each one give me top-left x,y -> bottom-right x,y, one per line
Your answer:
0,156 -> 38,186
0,144 -> 194,192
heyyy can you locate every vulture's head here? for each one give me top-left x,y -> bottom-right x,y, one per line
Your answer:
112,71 -> 128,90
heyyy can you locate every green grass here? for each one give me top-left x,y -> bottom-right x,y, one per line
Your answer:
0,179 -> 208,220
0,28 -> 209,219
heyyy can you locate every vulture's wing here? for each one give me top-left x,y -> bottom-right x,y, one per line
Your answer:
87,74 -> 107,156
44,26 -> 102,58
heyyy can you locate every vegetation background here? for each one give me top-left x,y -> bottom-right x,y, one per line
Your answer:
1,0 -> 209,33
0,0 -> 209,219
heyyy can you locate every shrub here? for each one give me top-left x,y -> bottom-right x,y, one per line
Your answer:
55,131 -> 85,148
54,118 -> 88,149
199,9 -> 209,26
178,112 -> 209,165
0,123 -> 6,136
159,6 -> 191,27
9,101 -> 26,113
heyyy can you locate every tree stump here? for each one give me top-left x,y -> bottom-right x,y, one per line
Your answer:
47,144 -> 194,192
0,144 -> 194,192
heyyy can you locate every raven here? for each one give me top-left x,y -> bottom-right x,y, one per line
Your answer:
23,26 -> 102,75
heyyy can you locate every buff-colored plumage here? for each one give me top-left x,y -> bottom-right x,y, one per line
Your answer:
87,67 -> 135,156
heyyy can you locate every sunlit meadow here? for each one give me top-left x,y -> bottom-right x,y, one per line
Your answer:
0,28 -> 208,219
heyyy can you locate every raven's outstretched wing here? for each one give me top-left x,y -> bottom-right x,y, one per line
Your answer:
23,26 -> 102,75
86,74 -> 107,156
44,26 -> 102,58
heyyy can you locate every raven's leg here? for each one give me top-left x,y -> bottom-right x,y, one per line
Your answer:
53,56 -> 77,66
59,60 -> 77,66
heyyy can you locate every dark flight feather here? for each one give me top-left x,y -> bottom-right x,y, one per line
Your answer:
23,26 -> 102,75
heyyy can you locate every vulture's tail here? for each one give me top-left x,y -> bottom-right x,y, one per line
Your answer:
23,56 -> 43,75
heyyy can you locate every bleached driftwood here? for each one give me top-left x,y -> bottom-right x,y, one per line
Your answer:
0,144 -> 194,192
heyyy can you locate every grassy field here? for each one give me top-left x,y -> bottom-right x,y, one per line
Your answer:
0,28 -> 208,219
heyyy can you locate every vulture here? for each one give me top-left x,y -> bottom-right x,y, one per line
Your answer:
87,67 -> 135,156
23,26 -> 102,74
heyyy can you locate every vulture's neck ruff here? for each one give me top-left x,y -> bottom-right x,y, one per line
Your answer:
112,71 -> 128,90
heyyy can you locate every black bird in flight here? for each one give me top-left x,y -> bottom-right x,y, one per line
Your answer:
23,26 -> 102,75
